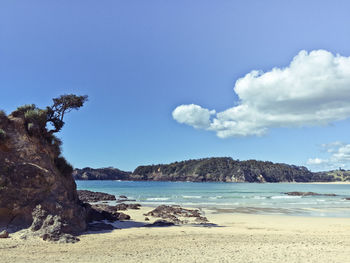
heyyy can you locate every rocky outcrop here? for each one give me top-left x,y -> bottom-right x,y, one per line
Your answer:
285,192 -> 337,196
85,204 -> 131,222
0,113 -> 87,241
77,190 -> 116,202
73,167 -> 131,180
144,205 -> 209,225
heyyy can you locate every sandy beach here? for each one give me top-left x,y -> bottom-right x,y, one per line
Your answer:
1,206 -> 350,263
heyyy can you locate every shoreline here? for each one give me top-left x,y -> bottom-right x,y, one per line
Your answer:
76,179 -> 350,184
1,206 -> 350,262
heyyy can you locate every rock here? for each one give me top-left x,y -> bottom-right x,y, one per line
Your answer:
0,115 -> 87,241
77,190 -> 116,202
85,203 -> 130,222
115,203 -> 141,211
145,217 -> 149,221
17,205 -> 80,243
116,198 -> 136,203
145,220 -> 175,227
344,198 -> 350,200
144,205 -> 209,225
87,222 -> 115,231
0,230 -> 9,238
119,195 -> 127,199
285,192 -> 337,196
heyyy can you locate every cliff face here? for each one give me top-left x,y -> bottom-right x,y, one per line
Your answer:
0,114 -> 86,236
73,157 -> 335,183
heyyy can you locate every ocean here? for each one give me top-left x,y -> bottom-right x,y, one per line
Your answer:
76,181 -> 350,217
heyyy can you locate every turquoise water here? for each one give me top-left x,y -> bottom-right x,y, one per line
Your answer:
76,181 -> 350,217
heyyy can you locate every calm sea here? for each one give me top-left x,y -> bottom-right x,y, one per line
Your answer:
76,181 -> 350,217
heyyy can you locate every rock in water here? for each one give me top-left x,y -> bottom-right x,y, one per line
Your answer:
0,114 -> 87,241
77,190 -> 116,202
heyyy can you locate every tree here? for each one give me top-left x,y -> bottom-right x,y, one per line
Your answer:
46,94 -> 88,133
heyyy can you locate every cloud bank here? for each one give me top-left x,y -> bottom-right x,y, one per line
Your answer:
172,50 -> 350,138
307,142 -> 350,170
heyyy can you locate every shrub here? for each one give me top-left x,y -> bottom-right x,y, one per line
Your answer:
0,110 -> 7,124
54,156 -> 73,177
0,129 -> 7,143
11,104 -> 36,117
24,109 -> 47,128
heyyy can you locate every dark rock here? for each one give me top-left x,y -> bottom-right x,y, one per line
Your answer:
119,195 -> 127,199
145,220 -> 175,227
144,205 -> 209,225
85,203 -> 130,222
285,192 -> 337,196
88,222 -> 115,231
115,203 -> 141,211
344,198 -> 350,200
77,190 -> 116,202
117,198 -> 136,203
0,230 -> 9,238
145,217 -> 149,221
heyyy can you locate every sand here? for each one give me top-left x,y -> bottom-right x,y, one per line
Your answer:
1,207 -> 350,263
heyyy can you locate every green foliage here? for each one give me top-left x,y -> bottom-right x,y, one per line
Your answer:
47,94 -> 88,133
24,109 -> 47,129
133,157 -> 332,183
54,156 -> 73,177
0,129 -> 7,143
11,104 -> 36,117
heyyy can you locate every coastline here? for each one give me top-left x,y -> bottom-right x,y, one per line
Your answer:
1,206 -> 350,263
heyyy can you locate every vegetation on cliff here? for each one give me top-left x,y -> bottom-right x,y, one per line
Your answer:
73,157 -> 342,182
0,95 -> 88,242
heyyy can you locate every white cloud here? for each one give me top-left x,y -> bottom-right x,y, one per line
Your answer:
307,158 -> 328,165
172,49 -> 350,138
172,104 -> 216,129
307,142 -> 350,170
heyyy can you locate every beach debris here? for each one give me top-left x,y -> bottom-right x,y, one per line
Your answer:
77,190 -> 116,202
285,192 -> 337,197
0,230 -> 9,238
144,205 -> 209,225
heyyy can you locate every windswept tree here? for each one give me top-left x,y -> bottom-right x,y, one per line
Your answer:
46,94 -> 88,133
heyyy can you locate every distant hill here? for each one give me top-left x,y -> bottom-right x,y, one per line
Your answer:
73,167 -> 132,180
313,170 -> 350,182
73,157 -> 344,183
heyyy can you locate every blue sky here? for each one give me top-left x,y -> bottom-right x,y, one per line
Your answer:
1,0 -> 350,172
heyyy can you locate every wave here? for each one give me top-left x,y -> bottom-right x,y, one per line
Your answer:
209,196 -> 223,200
253,196 -> 267,199
182,195 -> 202,199
270,195 -> 302,199
146,197 -> 170,201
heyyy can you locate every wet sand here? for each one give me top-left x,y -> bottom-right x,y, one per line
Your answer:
1,206 -> 350,263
